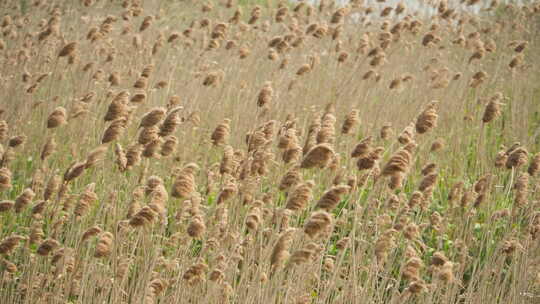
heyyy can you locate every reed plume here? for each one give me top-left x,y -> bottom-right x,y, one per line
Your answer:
285,180 -> 314,212
304,211 -> 333,238
47,107 -> 67,128
315,185 -> 350,211
415,101 -> 438,134
301,143 -> 335,169
211,119 -> 231,146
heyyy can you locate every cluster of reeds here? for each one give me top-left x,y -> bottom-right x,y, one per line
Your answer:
0,0 -> 539,303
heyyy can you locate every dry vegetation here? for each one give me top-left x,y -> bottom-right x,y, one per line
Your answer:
1,0 -> 540,303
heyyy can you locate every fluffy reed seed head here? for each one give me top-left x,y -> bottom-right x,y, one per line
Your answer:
408,191 -> 424,209
159,107 -> 182,137
211,119 -> 231,146
290,242 -> 321,265
282,141 -> 302,164
257,82 -> 273,108
506,147 -> 528,169
470,71 -> 488,88
245,202 -> 262,231
513,172 -> 529,208
219,145 -> 237,176
421,163 -> 437,176
14,188 -> 35,213
0,120 -> 7,141
74,183 -> 98,218
415,101 -> 438,134
187,195 -> 206,238
300,143 -> 335,169
37,238 -> 60,256
129,206 -> 157,227
84,145 -> 108,169
402,257 -> 423,281
494,148 -> 508,168
41,137 -> 57,161
81,226 -> 102,242
94,232 -> 114,258
430,138 -> 445,152
356,146 -> 385,171
114,143 -> 128,171
315,185 -> 350,211
133,77 -> 148,90
374,228 -> 397,265
419,173 -> 438,193
279,166 -> 301,191
351,136 -> 373,158
304,210 -> 333,238
341,109 -> 359,134
63,161 -> 87,183
44,175 -> 61,201
270,228 -> 296,270
0,235 -> 26,255
404,279 -> 427,295
125,143 -> 143,169
142,138 -> 163,159
171,163 -> 199,199
8,135 -> 26,148
58,42 -> 77,57
437,261 -> 455,283
130,92 -> 147,103
47,107 -> 67,128
138,126 -> 159,145
382,143 -> 416,176
285,180 -> 315,212
528,152 -> 540,176
398,123 -> 415,145
102,118 -> 127,144
139,107 -> 167,128
380,123 -> 393,140
216,180 -> 237,205
183,260 -> 208,285
147,177 -> 169,222
316,112 -> 337,145
482,93 -> 503,123
0,200 -> 14,212
161,136 -> 178,157
2,259 -> 17,273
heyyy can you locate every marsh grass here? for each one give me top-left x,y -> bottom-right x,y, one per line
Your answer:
0,0 -> 539,303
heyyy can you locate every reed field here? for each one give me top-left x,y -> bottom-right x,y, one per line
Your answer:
0,0 -> 540,303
